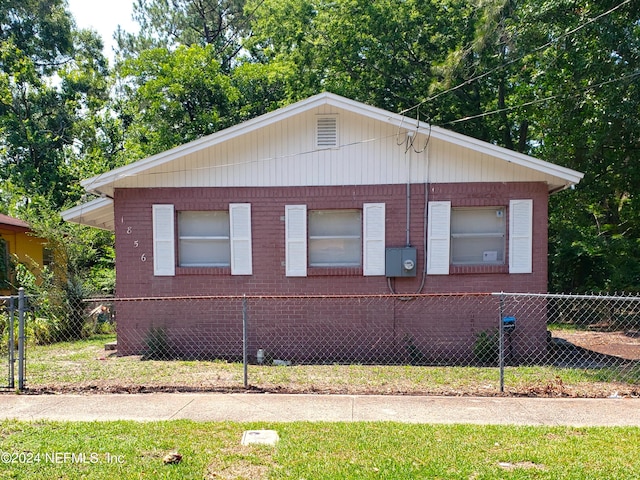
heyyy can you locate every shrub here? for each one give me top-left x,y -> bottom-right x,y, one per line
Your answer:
143,327 -> 171,360
473,329 -> 499,365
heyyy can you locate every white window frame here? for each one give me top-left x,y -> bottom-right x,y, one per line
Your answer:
178,210 -> 231,268
285,203 -> 386,277
450,207 -> 506,266
426,200 -> 533,275
152,203 -> 252,276
308,209 -> 362,268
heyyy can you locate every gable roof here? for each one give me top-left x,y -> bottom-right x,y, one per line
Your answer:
63,92 -> 583,231
0,214 -> 31,233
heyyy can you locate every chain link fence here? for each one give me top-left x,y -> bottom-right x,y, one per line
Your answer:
10,291 -> 640,396
1,293 -> 25,391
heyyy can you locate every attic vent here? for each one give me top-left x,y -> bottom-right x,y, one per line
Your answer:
316,115 -> 338,148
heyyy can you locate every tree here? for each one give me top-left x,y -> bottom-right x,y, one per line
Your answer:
246,0 -> 475,112
0,0 -> 111,212
115,44 -> 243,159
1,1 -> 117,340
116,0 -> 249,70
528,0 -> 640,292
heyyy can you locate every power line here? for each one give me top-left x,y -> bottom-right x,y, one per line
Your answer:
440,69 -> 640,127
398,0 -> 634,117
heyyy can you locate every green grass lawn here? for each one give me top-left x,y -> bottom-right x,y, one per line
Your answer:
22,334 -> 638,397
1,420 -> 639,479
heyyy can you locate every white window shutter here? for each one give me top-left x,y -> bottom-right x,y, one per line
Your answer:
509,199 -> 533,274
229,203 -> 252,275
152,204 -> 175,276
363,203 -> 386,276
427,201 -> 451,275
285,205 -> 307,277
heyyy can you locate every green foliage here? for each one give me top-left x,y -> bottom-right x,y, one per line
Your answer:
473,329 -> 498,365
143,327 -> 171,360
7,210 -> 115,343
0,0 -> 112,212
116,0 -> 248,70
116,44 -> 242,159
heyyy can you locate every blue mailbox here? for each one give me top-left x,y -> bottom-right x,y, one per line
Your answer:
502,316 -> 516,332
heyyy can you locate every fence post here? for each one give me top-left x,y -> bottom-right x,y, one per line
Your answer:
242,294 -> 248,388
498,292 -> 505,393
17,288 -> 25,391
8,296 -> 15,390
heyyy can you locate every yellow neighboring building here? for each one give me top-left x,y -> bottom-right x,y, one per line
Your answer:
0,214 -> 46,295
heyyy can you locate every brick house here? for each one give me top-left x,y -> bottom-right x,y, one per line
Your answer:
63,93 -> 583,362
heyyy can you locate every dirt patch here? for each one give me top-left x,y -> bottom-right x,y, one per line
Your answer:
552,330 -> 640,361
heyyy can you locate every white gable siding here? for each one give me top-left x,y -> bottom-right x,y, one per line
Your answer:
111,107 -> 570,191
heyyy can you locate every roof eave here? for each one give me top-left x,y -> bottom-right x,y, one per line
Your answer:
61,197 -> 114,231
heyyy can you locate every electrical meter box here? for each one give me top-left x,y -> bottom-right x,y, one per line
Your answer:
385,247 -> 417,277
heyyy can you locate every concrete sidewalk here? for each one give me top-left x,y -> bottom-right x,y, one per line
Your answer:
1,393 -> 639,426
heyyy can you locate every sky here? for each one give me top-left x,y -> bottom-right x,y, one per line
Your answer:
66,0 -> 139,61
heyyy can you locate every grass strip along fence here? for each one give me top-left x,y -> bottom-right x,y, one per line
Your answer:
3,292 -> 640,396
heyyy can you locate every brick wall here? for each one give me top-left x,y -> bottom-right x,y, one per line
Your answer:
113,182 -> 549,360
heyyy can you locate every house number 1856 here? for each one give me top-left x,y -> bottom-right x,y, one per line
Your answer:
125,226 -> 146,261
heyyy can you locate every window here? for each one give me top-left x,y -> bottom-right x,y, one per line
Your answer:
178,211 -> 230,267
153,203 -> 252,276
43,247 -> 54,267
450,207 -> 505,265
308,210 -> 362,267
426,200 -> 533,275
285,203 -> 385,277
0,238 -> 9,289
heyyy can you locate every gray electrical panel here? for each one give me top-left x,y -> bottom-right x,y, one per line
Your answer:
385,247 -> 417,277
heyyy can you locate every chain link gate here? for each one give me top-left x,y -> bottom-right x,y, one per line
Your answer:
1,289 -> 26,391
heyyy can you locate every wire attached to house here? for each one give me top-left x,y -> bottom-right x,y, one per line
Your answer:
81,133 -> 400,192
394,106 -> 431,154
387,132 -> 431,296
